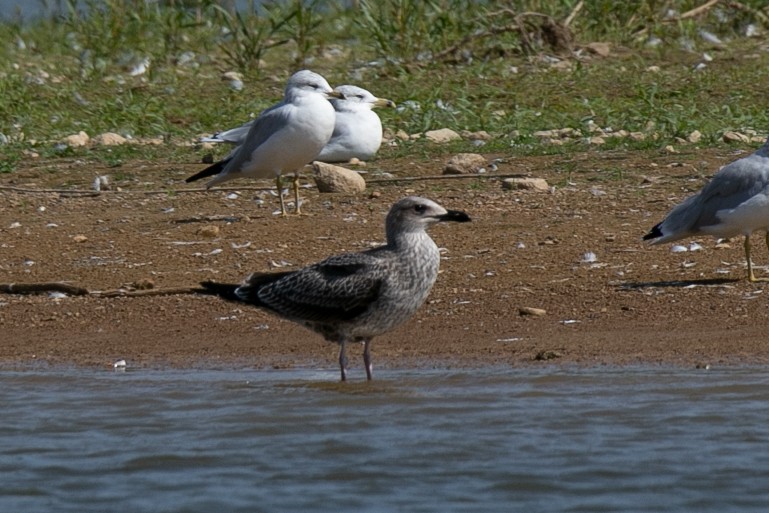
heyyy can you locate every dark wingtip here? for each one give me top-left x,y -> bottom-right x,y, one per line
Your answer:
643,222 -> 663,241
185,159 -> 227,183
442,210 -> 471,223
197,280 -> 241,301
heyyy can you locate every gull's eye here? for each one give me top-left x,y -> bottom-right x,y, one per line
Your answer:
413,204 -> 427,214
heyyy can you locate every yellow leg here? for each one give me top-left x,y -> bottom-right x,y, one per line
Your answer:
276,175 -> 287,217
745,234 -> 769,282
292,173 -> 302,215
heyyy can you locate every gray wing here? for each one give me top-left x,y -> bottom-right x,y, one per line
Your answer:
203,120 -> 254,145
225,102 -> 294,171
685,155 -> 769,229
257,253 -> 386,323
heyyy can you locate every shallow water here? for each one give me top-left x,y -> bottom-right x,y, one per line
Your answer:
2,365 -> 769,512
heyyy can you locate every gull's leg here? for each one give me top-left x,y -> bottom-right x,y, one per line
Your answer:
746,235 -> 759,282
292,172 -> 302,215
338,339 -> 348,382
747,233 -> 769,282
362,339 -> 373,381
276,175 -> 287,217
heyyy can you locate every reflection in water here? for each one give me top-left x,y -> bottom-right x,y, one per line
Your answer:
2,366 -> 769,512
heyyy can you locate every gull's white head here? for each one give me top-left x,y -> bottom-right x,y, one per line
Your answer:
285,70 -> 343,101
332,85 -> 396,112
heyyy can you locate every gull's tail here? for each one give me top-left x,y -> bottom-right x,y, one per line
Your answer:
186,159 -> 228,184
198,272 -> 293,306
197,280 -> 242,301
643,222 -> 663,241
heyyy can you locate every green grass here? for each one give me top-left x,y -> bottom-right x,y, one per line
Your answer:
1,0 -> 769,174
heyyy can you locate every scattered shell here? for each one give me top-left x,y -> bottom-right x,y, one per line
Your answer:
113,359 -> 127,369
9,222 -> 21,229
670,244 -> 688,253
581,251 -> 597,263
688,242 -> 704,252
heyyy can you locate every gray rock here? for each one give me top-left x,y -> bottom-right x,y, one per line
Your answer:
443,153 -> 487,175
502,177 -> 550,192
312,162 -> 366,193
93,132 -> 127,146
424,128 -> 461,143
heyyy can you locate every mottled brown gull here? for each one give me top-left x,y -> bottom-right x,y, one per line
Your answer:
644,136 -> 769,281
198,196 -> 471,381
186,70 -> 342,215
201,84 -> 395,163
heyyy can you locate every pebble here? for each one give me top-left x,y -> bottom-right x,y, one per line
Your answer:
502,177 -> 550,192
64,131 -> 90,147
443,153 -> 487,175
312,162 -> 366,193
519,306 -> 547,317
198,225 -> 220,238
424,128 -> 461,143
723,131 -> 749,143
93,132 -> 127,146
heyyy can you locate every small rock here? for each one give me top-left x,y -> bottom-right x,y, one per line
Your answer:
93,132 -> 127,146
443,153 -> 487,175
198,225 -> 220,238
585,42 -> 611,57
424,128 -> 461,143
723,131 -> 749,143
312,162 -> 366,193
502,178 -> 550,192
534,350 -> 562,361
519,306 -> 546,317
132,278 -> 155,290
687,130 -> 702,144
460,130 -> 492,141
629,132 -> 646,141
222,71 -> 243,82
589,136 -> 606,145
64,131 -> 89,147
72,234 -> 88,243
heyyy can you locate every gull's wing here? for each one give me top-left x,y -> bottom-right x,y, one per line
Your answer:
201,120 -> 254,145
686,153 -> 769,229
249,253 -> 386,323
224,102 -> 295,171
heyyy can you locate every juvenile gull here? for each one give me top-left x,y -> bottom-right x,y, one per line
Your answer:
201,85 -> 396,163
186,70 -> 342,215
644,135 -> 769,281
199,196 -> 470,381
